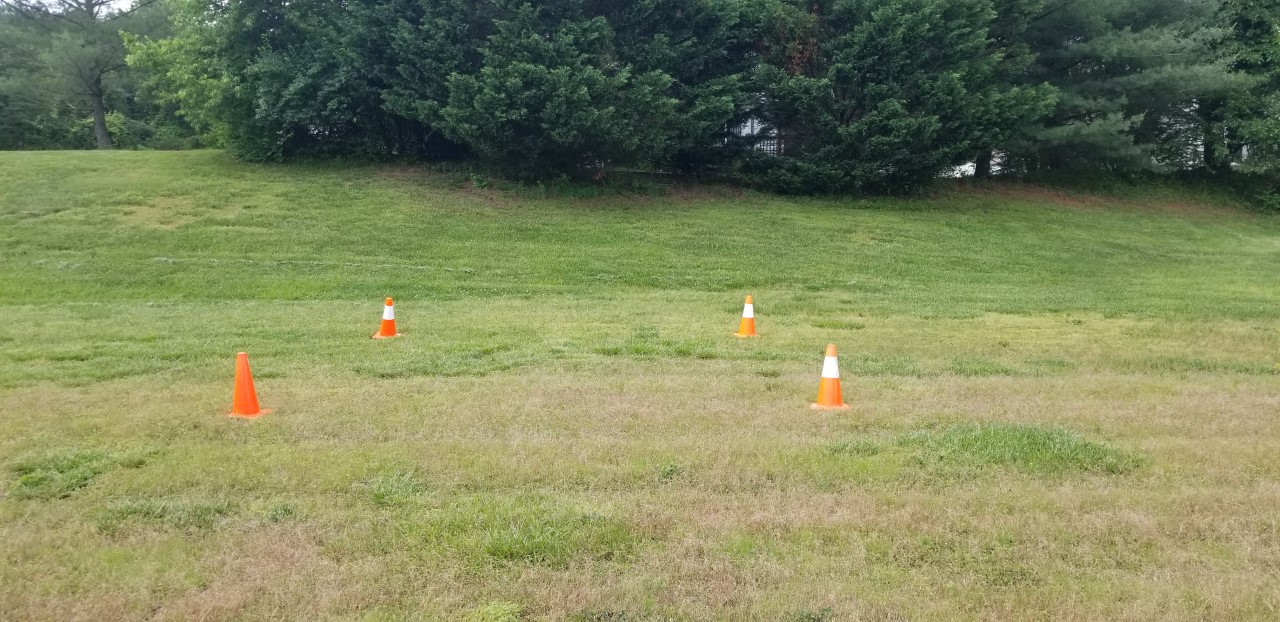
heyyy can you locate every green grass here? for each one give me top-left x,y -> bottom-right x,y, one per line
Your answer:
8,448 -> 157,500
96,497 -> 233,535
467,602 -> 525,622
1,150 -> 1279,620
8,450 -> 115,501
901,423 -> 1146,475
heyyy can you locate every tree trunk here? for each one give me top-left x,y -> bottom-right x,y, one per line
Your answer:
974,149 -> 993,179
1200,98 -> 1226,174
1203,130 -> 1218,172
90,78 -> 113,150
1226,125 -> 1245,169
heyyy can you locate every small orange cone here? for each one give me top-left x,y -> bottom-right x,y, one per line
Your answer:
372,297 -> 402,339
811,344 -> 850,410
734,295 -> 758,338
230,352 -> 269,418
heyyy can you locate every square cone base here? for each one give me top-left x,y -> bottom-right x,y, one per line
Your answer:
229,409 -> 271,419
734,333 -> 759,338
810,403 -> 850,410
371,333 -> 403,339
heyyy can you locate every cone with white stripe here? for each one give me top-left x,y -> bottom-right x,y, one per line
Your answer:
734,295 -> 758,338
811,343 -> 850,410
372,297 -> 402,339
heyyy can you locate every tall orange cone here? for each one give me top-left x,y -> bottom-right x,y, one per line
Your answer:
811,344 -> 850,410
372,297 -> 402,339
230,352 -> 269,418
734,295 -> 758,338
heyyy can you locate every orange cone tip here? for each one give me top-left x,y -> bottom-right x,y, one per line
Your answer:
372,297 -> 402,339
811,344 -> 850,410
230,352 -> 269,418
734,295 -> 758,338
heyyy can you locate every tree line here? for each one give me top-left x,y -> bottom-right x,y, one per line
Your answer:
4,0 -> 1278,194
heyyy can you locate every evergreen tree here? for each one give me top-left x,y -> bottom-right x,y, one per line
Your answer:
116,0 -> 1280,186
592,0 -> 759,171
439,1 -> 678,178
1219,0 -> 1280,172
376,0 -> 491,158
0,10 -> 70,149
972,0 -> 1057,177
1003,0 -> 1251,172
744,0 -> 1055,193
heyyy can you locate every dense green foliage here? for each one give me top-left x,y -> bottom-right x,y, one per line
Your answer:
123,0 -> 756,172
1220,0 -> 1280,172
437,0 -> 758,178
741,0 -> 1056,192
998,0 -> 1242,172
0,1 -> 202,150
5,0 -> 1279,194
439,2 -> 676,178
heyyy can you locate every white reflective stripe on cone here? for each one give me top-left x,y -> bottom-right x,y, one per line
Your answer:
383,306 -> 395,320
742,303 -> 755,318
821,355 -> 840,379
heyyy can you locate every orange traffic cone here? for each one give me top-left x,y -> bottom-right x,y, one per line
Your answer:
811,344 -> 850,410
230,352 -> 269,418
372,297 -> 402,339
734,295 -> 758,338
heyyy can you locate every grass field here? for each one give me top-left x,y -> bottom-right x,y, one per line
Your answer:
1,150 -> 1278,621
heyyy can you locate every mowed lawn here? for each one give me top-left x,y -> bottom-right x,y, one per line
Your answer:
1,150 -> 1278,621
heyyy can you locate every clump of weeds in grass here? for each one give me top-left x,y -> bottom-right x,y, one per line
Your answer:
478,509 -> 637,567
788,608 -> 835,622
8,447 -> 161,501
365,470 -> 426,507
405,496 -> 643,568
97,498 -> 233,535
901,423 -> 1144,475
263,502 -> 299,523
466,601 -> 522,622
571,610 -> 642,622
8,450 -> 113,500
656,463 -> 684,482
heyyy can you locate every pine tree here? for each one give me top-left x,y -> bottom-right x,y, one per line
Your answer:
439,1 -> 679,178
1219,0 -> 1280,172
1005,0 -> 1251,172
593,0 -> 758,171
744,0 -> 1054,193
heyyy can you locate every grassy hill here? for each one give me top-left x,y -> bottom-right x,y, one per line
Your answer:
1,150 -> 1278,620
